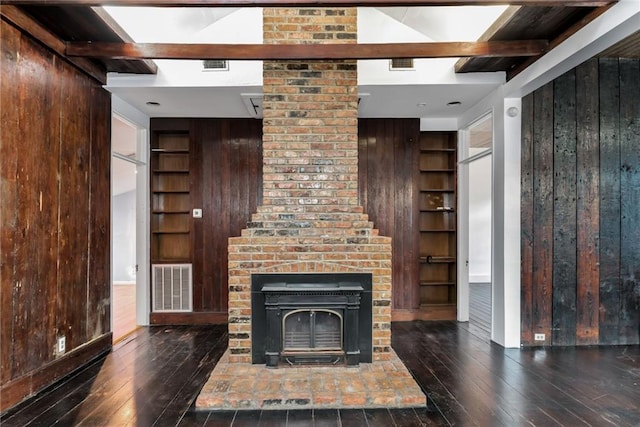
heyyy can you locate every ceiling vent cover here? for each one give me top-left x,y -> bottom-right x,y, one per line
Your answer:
152,264 -> 192,312
203,60 -> 228,71
390,58 -> 414,70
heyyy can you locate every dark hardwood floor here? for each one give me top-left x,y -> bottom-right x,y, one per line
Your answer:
460,283 -> 492,342
2,317 -> 639,426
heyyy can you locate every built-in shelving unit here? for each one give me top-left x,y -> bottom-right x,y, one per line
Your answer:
418,132 -> 457,313
150,133 -> 191,263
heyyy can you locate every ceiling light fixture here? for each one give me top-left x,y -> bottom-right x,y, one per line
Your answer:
417,102 -> 427,108
146,101 -> 161,107
447,101 -> 462,107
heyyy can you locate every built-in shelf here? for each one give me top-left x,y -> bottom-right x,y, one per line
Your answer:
420,281 -> 456,287
151,133 -> 191,263
418,132 -> 457,310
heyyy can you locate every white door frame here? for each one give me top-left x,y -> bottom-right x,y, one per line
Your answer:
457,113 -> 493,324
112,97 -> 151,327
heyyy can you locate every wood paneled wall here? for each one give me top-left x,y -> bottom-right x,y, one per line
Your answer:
1,18 -> 111,411
149,118 -> 263,324
358,119 -> 421,312
521,58 -> 640,347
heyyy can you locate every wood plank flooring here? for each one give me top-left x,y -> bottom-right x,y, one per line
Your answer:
2,319 -> 639,426
460,283 -> 492,342
112,283 -> 137,342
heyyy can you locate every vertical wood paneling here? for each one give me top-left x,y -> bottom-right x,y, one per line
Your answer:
14,32 -> 62,374
0,18 -> 112,409
575,59 -> 599,345
88,86 -> 111,338
523,58 -> 639,346
57,62 -> 91,349
358,119 -> 420,311
552,70 -> 577,346
152,119 -> 262,316
520,93 -> 535,346
0,18 -> 20,384
191,121 -> 205,312
598,58 -> 621,344
618,59 -> 640,344
532,82 -> 554,345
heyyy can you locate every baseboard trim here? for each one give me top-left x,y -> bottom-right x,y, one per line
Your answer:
150,312 -> 228,325
392,307 -> 457,321
0,333 -> 112,413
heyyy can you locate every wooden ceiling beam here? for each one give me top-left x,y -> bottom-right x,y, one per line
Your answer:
1,0 -> 616,7
66,40 -> 549,60
0,6 -> 107,84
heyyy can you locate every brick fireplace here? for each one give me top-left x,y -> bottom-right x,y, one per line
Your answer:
227,6 -> 393,365
197,6 -> 425,410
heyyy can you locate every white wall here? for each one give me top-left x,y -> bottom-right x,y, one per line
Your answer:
112,189 -> 136,283
468,154 -> 492,283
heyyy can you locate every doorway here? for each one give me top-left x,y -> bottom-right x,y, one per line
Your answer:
459,114 -> 493,341
111,115 -> 143,342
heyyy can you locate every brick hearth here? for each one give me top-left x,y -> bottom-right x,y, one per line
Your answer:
196,349 -> 425,410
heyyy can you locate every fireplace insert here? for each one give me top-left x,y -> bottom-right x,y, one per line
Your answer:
251,273 -> 372,366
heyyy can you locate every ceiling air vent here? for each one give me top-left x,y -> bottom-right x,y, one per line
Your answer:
390,58 -> 414,70
203,60 -> 228,71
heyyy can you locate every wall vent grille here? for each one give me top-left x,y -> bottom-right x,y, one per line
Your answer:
152,264 -> 192,312
390,58 -> 414,69
203,60 -> 228,71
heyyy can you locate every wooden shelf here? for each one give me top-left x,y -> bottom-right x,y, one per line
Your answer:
152,190 -> 190,194
151,210 -> 191,215
419,256 -> 456,263
151,132 -> 191,263
420,281 -> 456,287
151,148 -> 189,153
418,131 -> 457,310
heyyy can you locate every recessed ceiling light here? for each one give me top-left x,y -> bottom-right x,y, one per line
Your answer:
417,102 -> 427,108
146,101 -> 161,107
447,101 -> 462,107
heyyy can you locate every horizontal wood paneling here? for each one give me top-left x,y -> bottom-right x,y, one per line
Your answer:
0,18 -> 111,411
521,58 -> 640,346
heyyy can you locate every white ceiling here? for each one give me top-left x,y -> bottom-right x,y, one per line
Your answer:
104,6 -> 507,121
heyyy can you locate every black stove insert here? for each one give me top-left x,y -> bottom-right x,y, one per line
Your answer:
251,273 -> 372,366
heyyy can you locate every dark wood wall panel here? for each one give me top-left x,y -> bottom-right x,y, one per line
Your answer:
552,71 -> 578,346
0,18 -> 111,411
618,59 -> 640,344
575,60 -> 599,345
0,16 -> 20,386
520,94 -> 535,345
598,58 -> 621,344
358,119 -> 420,311
531,82 -> 554,346
88,86 -> 112,337
151,118 -> 263,318
521,58 -> 640,347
